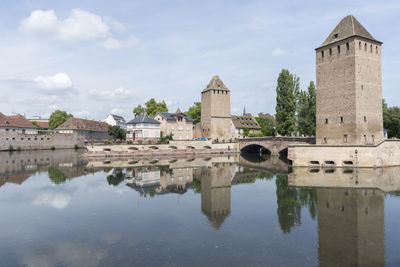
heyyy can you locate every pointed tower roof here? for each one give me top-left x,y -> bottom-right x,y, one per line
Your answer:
203,75 -> 230,92
317,15 -> 381,49
175,108 -> 182,113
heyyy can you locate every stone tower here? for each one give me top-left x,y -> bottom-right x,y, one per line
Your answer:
315,15 -> 383,145
201,75 -> 231,140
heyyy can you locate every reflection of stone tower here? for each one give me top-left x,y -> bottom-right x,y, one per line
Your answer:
317,188 -> 384,267
195,164 -> 232,229
201,75 -> 231,141
316,15 -> 383,145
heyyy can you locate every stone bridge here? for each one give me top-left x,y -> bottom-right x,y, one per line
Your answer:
238,137 -> 315,156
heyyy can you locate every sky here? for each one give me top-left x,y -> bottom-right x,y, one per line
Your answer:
0,0 -> 399,120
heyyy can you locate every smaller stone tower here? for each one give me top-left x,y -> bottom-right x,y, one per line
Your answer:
201,75 -> 231,140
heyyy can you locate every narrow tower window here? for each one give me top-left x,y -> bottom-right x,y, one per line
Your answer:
372,135 -> 375,142
337,45 -> 341,54
343,134 -> 348,143
325,118 -> 328,124
364,116 -> 367,123
323,137 -> 327,144
321,50 -> 324,58
340,117 -> 344,123
359,42 -> 361,50
346,42 -> 349,51
364,135 -> 367,144
329,48 -> 332,56
370,44 -> 372,53
364,43 -> 367,51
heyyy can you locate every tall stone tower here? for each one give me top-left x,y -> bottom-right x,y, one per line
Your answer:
315,15 -> 383,145
201,75 -> 231,140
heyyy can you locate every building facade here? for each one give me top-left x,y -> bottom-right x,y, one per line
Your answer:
0,113 -> 38,135
200,75 -> 231,141
154,109 -> 193,140
230,115 -> 261,139
126,114 -> 161,141
104,114 -> 126,130
316,15 -> 383,145
57,118 -> 111,142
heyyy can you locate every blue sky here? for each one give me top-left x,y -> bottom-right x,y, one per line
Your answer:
0,0 -> 399,120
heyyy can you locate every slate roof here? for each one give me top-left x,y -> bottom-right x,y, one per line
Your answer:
203,75 -> 230,92
127,114 -> 161,125
231,115 -> 261,130
318,15 -> 381,49
57,118 -> 110,132
157,111 -> 193,122
109,114 -> 125,122
0,113 -> 37,129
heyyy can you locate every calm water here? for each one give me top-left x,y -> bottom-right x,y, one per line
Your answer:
1,150 -> 400,266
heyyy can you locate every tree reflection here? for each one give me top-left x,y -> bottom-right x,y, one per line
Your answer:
275,174 -> 317,232
48,167 -> 69,185
107,168 -> 125,186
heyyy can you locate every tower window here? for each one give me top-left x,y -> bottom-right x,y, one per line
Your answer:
329,48 -> 332,56
372,134 -> 374,142
323,137 -> 327,144
325,118 -> 328,124
364,43 -> 367,51
346,42 -> 349,51
370,44 -> 372,53
361,84 -> 363,90
337,45 -> 340,54
364,116 -> 367,122
376,46 -> 378,54
359,42 -> 361,50
364,135 -> 367,144
333,33 -> 338,39
321,50 -> 324,58
340,117 -> 344,123
343,134 -> 348,143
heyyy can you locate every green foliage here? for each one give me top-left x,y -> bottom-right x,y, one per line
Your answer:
31,121 -> 42,130
383,99 -> 400,138
275,69 -> 299,136
297,81 -> 316,136
186,102 -> 201,124
8,145 -> 14,151
107,169 -> 125,186
243,127 -> 250,137
50,146 -> 55,150
49,110 -> 73,130
255,116 -> 276,136
133,98 -> 168,117
48,167 -> 68,184
107,125 -> 126,140
160,133 -> 173,143
248,131 -> 264,137
74,144 -> 79,149
16,146 -> 21,151
192,179 -> 201,194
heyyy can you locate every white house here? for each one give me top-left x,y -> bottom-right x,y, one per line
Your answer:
104,114 -> 126,130
126,114 -> 161,141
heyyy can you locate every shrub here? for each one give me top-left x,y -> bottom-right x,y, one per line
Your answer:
74,144 -> 79,149
16,146 -> 21,151
50,146 -> 55,150
8,145 -> 14,151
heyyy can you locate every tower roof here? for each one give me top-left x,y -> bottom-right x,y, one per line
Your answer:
203,75 -> 230,92
317,15 -> 382,49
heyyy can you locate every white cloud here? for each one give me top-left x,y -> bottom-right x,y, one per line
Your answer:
34,73 -> 73,91
88,87 -> 130,100
101,36 -> 139,50
33,190 -> 71,209
110,108 -> 124,115
271,48 -> 286,56
21,9 -> 110,42
48,104 -> 59,109
74,110 -> 90,117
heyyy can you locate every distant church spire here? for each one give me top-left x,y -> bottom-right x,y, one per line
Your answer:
243,107 -> 246,116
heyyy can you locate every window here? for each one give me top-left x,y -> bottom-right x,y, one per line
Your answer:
376,46 -> 378,54
178,125 -> 183,131
364,135 -> 367,144
329,48 -> 332,56
346,42 -> 349,51
5,128 -> 9,131
323,137 -> 327,144
364,116 -> 367,123
370,44 -> 372,53
361,84 -> 364,90
333,33 -> 338,39
372,134 -> 375,142
337,45 -> 340,54
171,125 -> 174,130
343,134 -> 348,143
340,117 -> 344,123
321,50 -> 324,58
325,118 -> 328,124
359,41 -> 361,50
364,43 -> 367,51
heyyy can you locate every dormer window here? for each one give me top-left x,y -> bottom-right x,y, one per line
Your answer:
333,33 -> 338,39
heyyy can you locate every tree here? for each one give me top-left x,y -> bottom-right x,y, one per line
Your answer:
243,127 -> 250,137
275,69 -> 299,136
133,98 -> 168,117
186,102 -> 201,124
255,115 -> 276,136
31,121 -> 42,130
49,110 -> 73,130
297,81 -> 316,136
383,99 -> 400,138
48,167 -> 69,184
108,125 -> 126,140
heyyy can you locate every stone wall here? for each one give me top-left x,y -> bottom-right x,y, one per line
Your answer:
288,139 -> 400,167
0,129 -> 83,151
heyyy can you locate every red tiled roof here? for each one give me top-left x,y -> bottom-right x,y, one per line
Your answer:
35,121 -> 50,129
0,114 -> 37,128
57,118 -> 110,132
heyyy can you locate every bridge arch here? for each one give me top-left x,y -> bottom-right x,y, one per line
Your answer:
240,144 -> 272,154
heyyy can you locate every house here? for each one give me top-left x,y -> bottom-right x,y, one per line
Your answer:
0,112 -> 38,134
230,115 -> 261,139
28,116 -> 50,130
126,114 -> 160,141
104,114 -> 126,130
56,118 -> 111,142
154,108 -> 194,140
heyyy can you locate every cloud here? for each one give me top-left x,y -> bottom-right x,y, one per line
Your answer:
88,87 -> 130,100
110,108 -> 124,115
271,48 -> 286,56
74,110 -> 90,117
20,9 -> 110,42
48,104 -> 59,109
34,72 -> 73,91
33,190 -> 72,209
101,36 -> 139,50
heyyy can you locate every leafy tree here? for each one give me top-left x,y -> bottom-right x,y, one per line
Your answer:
275,69 -> 299,136
31,121 -> 42,130
186,102 -> 201,124
133,104 -> 146,117
255,115 -> 276,136
383,99 -> 400,138
48,167 -> 69,184
49,110 -> 73,130
133,98 -> 168,117
297,81 -> 316,136
107,125 -> 126,140
243,127 -> 250,136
